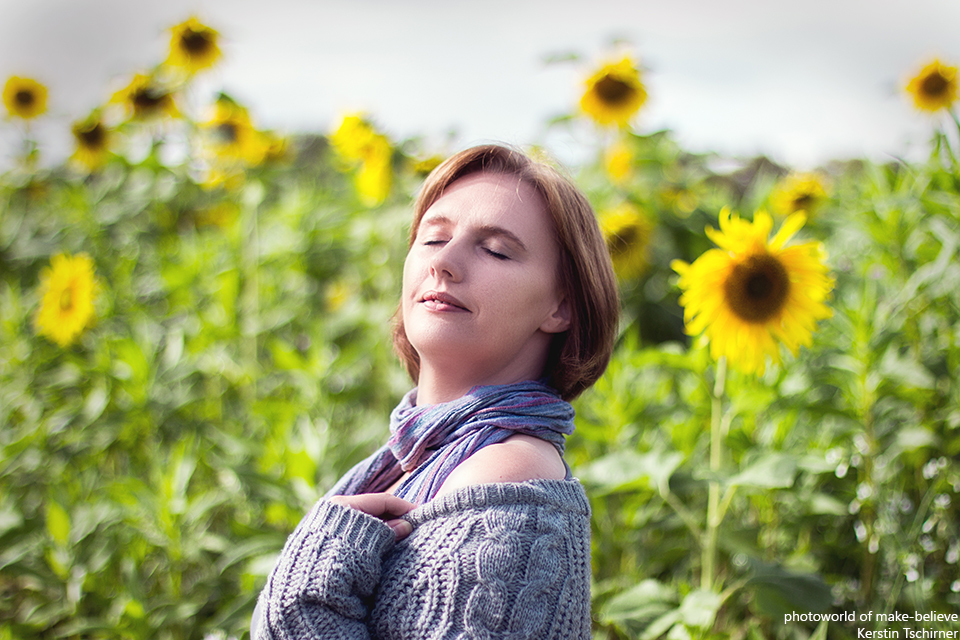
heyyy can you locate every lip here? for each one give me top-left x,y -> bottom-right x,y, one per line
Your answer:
419,290 -> 470,312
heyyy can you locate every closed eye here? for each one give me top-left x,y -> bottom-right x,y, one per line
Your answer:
484,248 -> 510,260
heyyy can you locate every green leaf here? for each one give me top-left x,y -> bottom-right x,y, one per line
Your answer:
878,348 -> 935,391
811,619 -> 829,640
600,579 -> 677,627
729,452 -> 797,490
578,449 -> 684,494
746,560 -> 832,617
677,588 -> 722,629
893,426 -> 938,452
807,493 -> 848,516
82,381 -> 109,422
641,609 -> 683,640
0,499 -> 24,537
46,501 -> 71,546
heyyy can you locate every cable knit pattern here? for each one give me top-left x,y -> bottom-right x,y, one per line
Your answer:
254,479 -> 592,640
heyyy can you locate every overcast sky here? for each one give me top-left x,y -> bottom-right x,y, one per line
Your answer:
2,0 -> 959,169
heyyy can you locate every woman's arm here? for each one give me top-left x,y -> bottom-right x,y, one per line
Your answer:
253,495 -> 414,640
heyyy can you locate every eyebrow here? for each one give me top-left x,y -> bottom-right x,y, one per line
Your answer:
419,215 -> 528,252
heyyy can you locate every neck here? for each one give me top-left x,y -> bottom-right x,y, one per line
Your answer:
415,361 -> 547,406
414,365 -> 478,406
413,338 -> 553,405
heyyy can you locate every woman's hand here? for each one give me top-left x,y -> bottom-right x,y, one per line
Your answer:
328,493 -> 416,540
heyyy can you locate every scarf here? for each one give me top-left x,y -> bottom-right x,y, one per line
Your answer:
325,380 -> 576,504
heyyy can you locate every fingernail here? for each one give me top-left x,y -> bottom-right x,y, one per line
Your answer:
390,521 -> 412,540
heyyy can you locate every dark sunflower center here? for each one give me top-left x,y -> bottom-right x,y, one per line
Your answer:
77,123 -> 105,147
792,194 -> 814,211
181,29 -> 213,55
133,88 -> 167,113
59,288 -> 74,311
595,76 -> 634,106
215,122 -> 239,144
608,225 -> 639,256
15,90 -> 35,107
921,72 -> 949,97
723,253 -> 790,323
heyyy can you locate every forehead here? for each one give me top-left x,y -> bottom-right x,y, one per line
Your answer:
420,171 -> 548,228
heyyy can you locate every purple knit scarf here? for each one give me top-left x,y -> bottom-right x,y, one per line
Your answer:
325,380 -> 575,504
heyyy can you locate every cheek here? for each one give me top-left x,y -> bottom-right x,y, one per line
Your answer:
494,274 -> 556,319
517,265 -> 561,306
401,252 -> 420,296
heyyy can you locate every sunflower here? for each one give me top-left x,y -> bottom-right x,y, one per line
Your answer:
770,172 -> 828,218
200,166 -> 246,192
261,131 -> 290,163
203,96 -> 267,166
580,57 -> 647,127
325,279 -> 352,312
354,136 -> 392,206
599,202 -> 654,281
671,209 -> 833,375
165,17 -> 221,74
70,114 -> 111,171
604,138 -> 633,185
412,154 -> 444,176
906,59 -> 958,113
331,114 -> 393,206
330,114 -> 379,162
195,201 -> 240,229
3,76 -> 48,119
35,253 -> 100,347
111,73 -> 179,121
660,185 -> 699,217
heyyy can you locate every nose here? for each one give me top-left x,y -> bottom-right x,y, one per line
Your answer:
429,240 -> 463,283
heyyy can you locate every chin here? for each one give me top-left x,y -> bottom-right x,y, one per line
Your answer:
407,325 -> 476,351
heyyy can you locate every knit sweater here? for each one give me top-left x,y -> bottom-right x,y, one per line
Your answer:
252,479 -> 592,640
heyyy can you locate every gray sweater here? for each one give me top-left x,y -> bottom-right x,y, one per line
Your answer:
253,479 -> 592,639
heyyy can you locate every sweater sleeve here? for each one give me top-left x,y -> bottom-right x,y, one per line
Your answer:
253,499 -> 396,640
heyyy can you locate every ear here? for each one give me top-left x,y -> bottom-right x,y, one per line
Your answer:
540,298 -> 571,334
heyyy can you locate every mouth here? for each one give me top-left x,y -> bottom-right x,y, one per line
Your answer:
419,290 -> 470,312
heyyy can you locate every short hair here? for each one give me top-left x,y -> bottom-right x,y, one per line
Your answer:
392,143 -> 620,401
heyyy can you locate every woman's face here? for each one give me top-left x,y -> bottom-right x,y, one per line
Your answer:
401,171 -> 570,388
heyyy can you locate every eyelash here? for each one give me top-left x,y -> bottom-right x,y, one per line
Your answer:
421,240 -> 509,260
484,248 -> 509,260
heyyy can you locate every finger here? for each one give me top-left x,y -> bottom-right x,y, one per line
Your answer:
328,493 -> 416,519
385,518 -> 413,541
377,493 -> 417,518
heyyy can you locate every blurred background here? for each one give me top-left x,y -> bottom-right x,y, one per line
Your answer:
3,2 -> 960,640
3,0 -> 960,168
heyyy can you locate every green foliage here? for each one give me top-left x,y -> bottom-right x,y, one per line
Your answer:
2,56 -> 960,640
572,126 -> 960,639
1,132 -> 420,638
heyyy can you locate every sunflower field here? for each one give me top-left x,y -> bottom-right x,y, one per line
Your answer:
2,18 -> 960,640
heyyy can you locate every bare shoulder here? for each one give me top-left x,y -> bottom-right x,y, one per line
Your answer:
436,434 -> 566,497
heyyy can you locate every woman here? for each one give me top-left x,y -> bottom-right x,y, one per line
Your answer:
253,144 -> 620,639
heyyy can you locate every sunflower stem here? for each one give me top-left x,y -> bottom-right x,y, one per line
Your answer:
240,182 -> 263,401
702,356 -> 727,591
936,124 -> 959,173
20,121 -> 39,169
947,109 -> 960,169
660,484 -> 704,541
